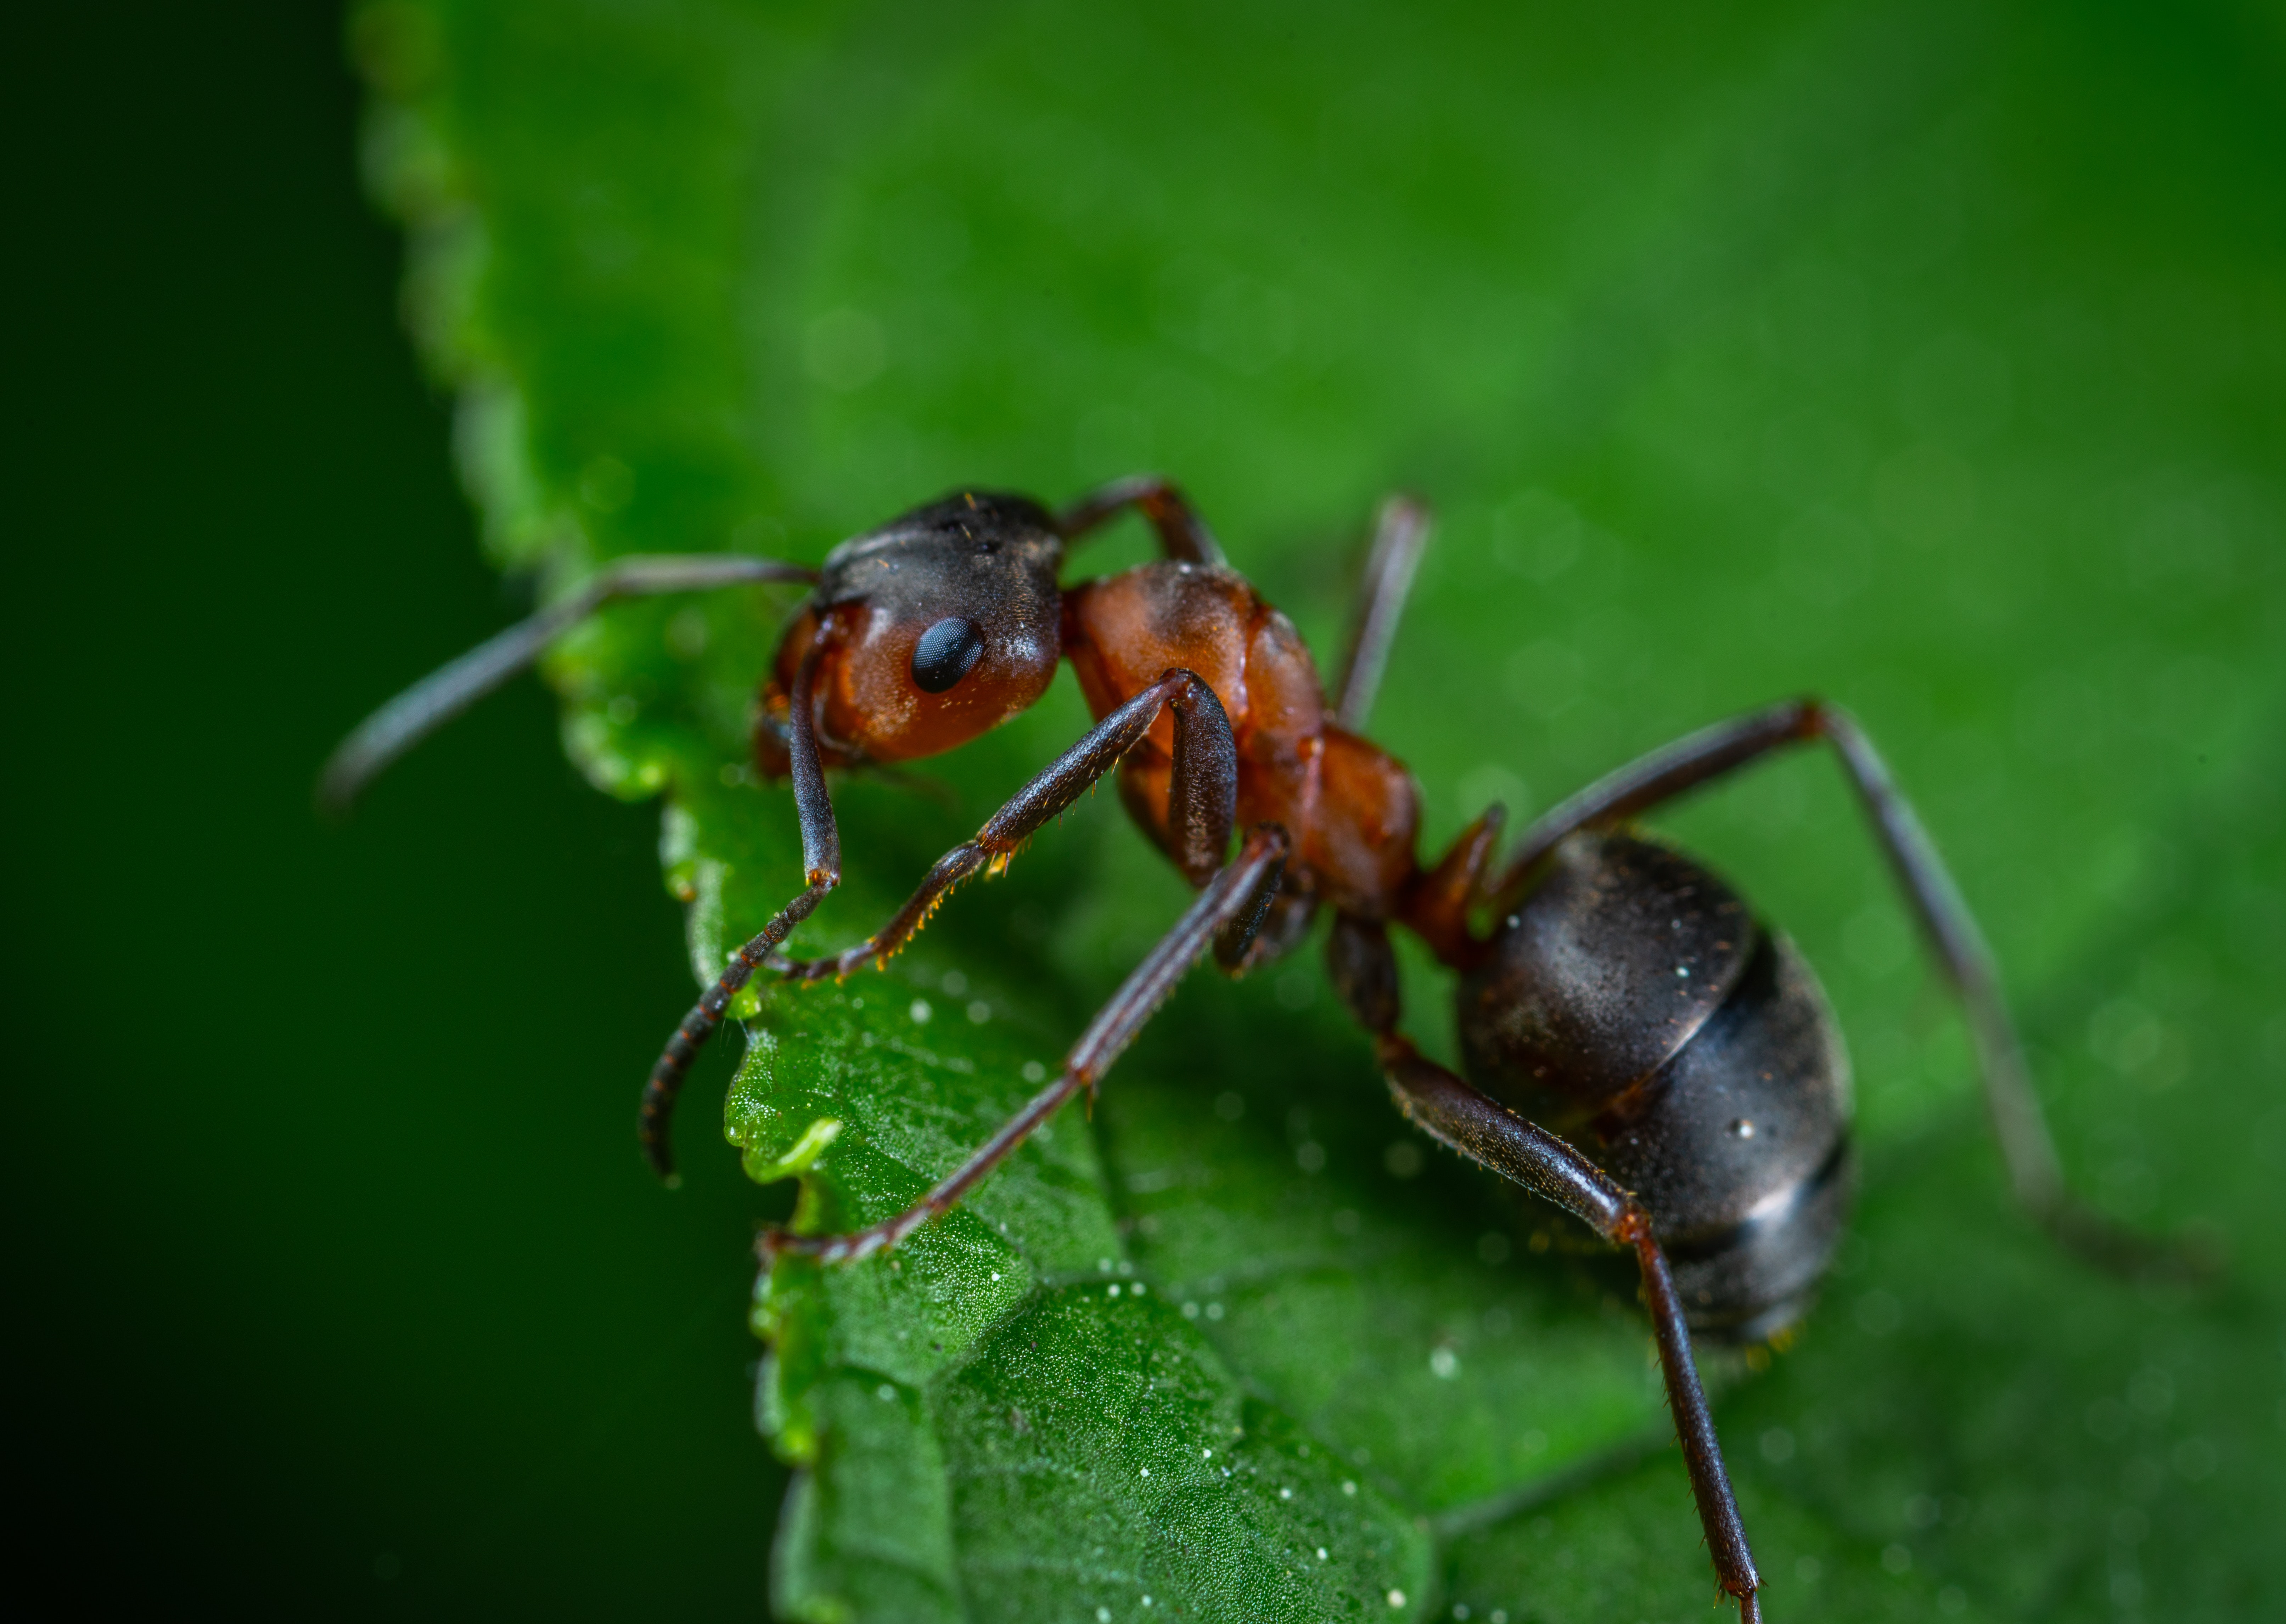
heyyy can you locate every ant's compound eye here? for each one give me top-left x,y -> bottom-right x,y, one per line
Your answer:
910,616 -> 986,693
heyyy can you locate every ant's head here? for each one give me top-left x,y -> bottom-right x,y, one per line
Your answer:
761,491 -> 1064,768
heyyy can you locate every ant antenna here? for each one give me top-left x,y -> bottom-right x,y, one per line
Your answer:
318,553 -> 815,815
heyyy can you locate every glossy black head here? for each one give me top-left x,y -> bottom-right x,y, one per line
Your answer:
771,490 -> 1065,763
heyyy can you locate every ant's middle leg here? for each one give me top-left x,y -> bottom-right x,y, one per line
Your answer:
772,666 -> 1239,983
1484,698 -> 2192,1276
762,824 -> 1290,1264
1326,914 -> 1763,1624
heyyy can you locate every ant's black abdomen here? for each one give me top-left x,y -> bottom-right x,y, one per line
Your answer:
1459,832 -> 1853,1340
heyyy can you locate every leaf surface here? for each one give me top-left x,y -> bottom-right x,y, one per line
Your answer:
355,1 -> 2285,1617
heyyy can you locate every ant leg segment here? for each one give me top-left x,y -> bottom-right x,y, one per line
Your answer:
1055,475 -> 1226,568
771,667 -> 1238,983
1371,1037 -> 1765,1617
761,824 -> 1290,1264
1328,913 -> 1761,1621
1332,494 -> 1433,732
640,641 -> 842,1180
1822,710 -> 2188,1274
1488,700 -> 1820,892
1211,842 -> 1290,970
318,553 -> 815,814
1488,698 -> 2185,1277
1380,1037 -> 1761,1622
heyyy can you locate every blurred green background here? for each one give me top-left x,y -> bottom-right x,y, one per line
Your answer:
9,2 -> 792,1615
9,1 -> 2282,1619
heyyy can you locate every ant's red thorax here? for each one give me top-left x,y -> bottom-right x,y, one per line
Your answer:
1062,560 -> 1423,924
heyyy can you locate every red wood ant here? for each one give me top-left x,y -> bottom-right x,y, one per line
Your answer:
325,477 -> 2183,1622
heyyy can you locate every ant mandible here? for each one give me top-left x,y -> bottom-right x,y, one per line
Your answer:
325,476 -> 2179,1623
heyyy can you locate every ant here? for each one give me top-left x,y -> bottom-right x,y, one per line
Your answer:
326,476 -> 2189,1622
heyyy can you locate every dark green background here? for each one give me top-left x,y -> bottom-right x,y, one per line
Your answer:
9,2 -> 2282,1619
9,2 -> 791,1614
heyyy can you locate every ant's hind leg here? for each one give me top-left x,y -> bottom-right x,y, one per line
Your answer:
1486,698 -> 2196,1278
319,552 -> 815,813
1332,494 -> 1433,732
761,825 -> 1290,1264
1327,914 -> 1762,1623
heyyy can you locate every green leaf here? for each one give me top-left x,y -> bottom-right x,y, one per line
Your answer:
354,1 -> 2285,1619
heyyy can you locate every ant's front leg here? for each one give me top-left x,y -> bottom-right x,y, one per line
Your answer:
652,665 -> 1235,1176
762,824 -> 1289,1264
1056,475 -> 1226,566
1326,914 -> 1763,1624
645,662 -> 1234,1178
641,641 -> 842,1178
745,667 -> 1258,1254
770,665 -> 1239,985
